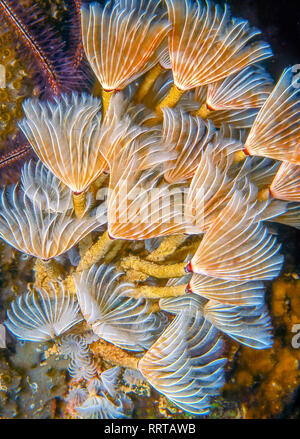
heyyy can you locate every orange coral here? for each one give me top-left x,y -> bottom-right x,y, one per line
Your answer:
225,278 -> 300,418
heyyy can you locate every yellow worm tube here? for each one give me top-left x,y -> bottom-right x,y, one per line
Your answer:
147,301 -> 161,314
34,259 -> 64,290
79,234 -> 93,257
122,269 -> 150,283
169,240 -> 201,262
63,275 -> 76,295
135,64 -> 164,102
90,174 -> 109,198
63,262 -> 149,296
102,89 -> 115,116
90,339 -> 139,370
88,174 -> 109,213
257,188 -> 271,202
133,284 -> 186,299
195,103 -> 212,119
77,230 -> 113,272
104,240 -> 126,264
120,255 -> 186,279
233,150 -> 247,163
154,84 -> 185,115
72,192 -> 87,218
146,234 -> 186,262
63,232 -> 116,293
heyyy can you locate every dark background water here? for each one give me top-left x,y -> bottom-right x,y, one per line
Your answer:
214,0 -> 300,79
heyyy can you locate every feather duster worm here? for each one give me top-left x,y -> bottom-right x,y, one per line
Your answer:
165,0 -> 272,91
139,310 -> 226,414
66,388 -> 88,411
105,126 -> 192,240
160,294 -> 272,349
189,274 -> 265,307
269,161 -> 300,202
68,356 -> 97,381
0,184 -> 101,260
235,157 -> 280,191
185,140 -> 241,233
5,283 -> 82,342
162,108 -> 215,183
75,393 -> 133,419
186,191 -> 283,281
19,92 -> 121,216
244,67 -> 300,163
81,0 -> 170,106
19,93 -> 108,194
21,160 -> 73,213
99,367 -> 121,398
273,203 -> 300,229
58,333 -> 90,361
204,108 -> 258,130
203,300 -> 272,349
159,291 -> 212,318
193,86 -> 259,129
197,65 -> 273,116
74,263 -> 166,351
